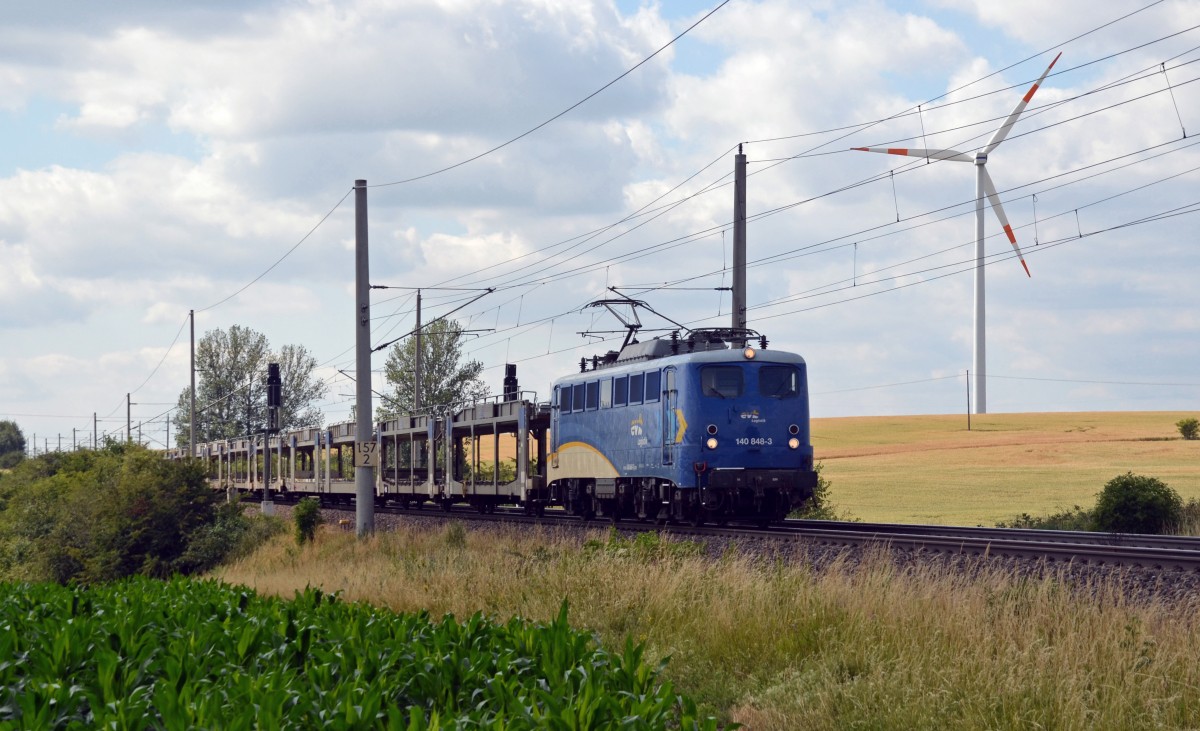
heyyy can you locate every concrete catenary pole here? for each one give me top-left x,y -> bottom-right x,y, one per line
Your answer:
126,393 -> 131,443
414,289 -> 422,411
732,144 -> 747,336
190,309 -> 196,457
93,413 -> 97,449
263,362 -> 281,517
354,179 -> 375,536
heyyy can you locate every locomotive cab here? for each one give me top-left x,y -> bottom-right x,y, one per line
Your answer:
687,349 -> 817,524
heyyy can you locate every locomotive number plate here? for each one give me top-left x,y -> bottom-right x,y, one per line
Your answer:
735,437 -> 773,446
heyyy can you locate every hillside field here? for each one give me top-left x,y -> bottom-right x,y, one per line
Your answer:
811,411 -> 1200,525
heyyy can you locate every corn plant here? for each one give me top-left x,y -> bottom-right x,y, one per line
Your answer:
0,578 -> 719,729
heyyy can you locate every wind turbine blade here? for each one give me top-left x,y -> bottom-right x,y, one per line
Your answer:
982,52 -> 1062,155
851,146 -> 972,163
980,167 -> 1031,277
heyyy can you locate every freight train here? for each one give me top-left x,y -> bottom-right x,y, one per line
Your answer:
171,325 -> 817,526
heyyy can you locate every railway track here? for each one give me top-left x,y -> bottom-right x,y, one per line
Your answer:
765,520 -> 1200,572
300,499 -> 1200,573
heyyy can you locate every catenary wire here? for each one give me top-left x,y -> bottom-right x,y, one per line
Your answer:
368,0 -> 732,188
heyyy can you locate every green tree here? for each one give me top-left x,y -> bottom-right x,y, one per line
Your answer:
379,318 -> 489,417
171,326 -> 327,446
1177,417 -> 1199,440
0,421 -> 25,469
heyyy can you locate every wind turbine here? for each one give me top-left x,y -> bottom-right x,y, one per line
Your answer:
853,52 -> 1060,414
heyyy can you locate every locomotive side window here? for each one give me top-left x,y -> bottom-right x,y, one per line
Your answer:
613,375 -> 628,406
759,365 -> 800,399
586,381 -> 600,410
559,386 -> 572,412
701,366 -> 744,398
629,373 -> 644,405
572,383 -> 586,413
644,370 -> 661,403
600,378 -> 612,408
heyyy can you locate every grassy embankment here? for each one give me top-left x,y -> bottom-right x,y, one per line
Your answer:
812,411 -> 1200,525
217,522 -> 1200,730
214,410 -> 1200,728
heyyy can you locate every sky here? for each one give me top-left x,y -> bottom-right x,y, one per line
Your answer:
2,0 -> 1199,453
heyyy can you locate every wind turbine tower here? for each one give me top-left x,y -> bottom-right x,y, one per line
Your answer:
854,53 -> 1060,414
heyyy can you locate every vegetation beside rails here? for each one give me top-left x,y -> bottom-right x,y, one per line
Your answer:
218,521 -> 1200,730
999,472 -> 1200,535
0,578 -> 713,729
0,443 -> 282,583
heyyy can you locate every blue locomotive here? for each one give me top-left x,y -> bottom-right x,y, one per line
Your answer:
546,327 -> 817,525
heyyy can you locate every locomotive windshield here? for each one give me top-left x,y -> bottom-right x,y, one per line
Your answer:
702,363 -> 802,399
759,365 -> 800,399
701,366 -> 744,398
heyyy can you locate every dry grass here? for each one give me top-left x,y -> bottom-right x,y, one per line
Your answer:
813,411 -> 1200,524
210,410 -> 1200,727
215,522 -> 1200,729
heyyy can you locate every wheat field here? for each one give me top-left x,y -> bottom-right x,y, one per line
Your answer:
812,411 -> 1200,525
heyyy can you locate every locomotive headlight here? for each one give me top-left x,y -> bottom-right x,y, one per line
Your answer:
706,437 -> 719,450
706,424 -> 718,435
788,437 -> 800,450
743,347 -> 756,359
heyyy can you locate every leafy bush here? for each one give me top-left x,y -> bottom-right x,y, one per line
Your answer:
0,578 -> 717,729
792,462 -> 851,520
293,497 -> 323,545
1091,472 -> 1183,535
179,497 -> 284,572
1175,499 -> 1200,537
1177,417 -> 1199,440
996,505 -> 1092,531
0,443 -> 248,583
